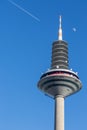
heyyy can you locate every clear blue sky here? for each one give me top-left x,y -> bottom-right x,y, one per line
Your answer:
0,0 -> 87,130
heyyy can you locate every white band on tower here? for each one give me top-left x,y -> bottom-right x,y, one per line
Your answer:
58,15 -> 63,40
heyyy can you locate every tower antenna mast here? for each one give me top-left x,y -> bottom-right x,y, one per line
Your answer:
58,15 -> 62,40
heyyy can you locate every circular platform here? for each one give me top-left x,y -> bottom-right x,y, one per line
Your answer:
38,69 -> 82,98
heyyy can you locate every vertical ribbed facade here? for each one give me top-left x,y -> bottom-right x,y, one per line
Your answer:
51,40 -> 69,69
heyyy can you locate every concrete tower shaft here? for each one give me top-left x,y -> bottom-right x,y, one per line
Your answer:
55,97 -> 64,130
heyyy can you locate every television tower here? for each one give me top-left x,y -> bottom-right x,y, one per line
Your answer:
37,16 -> 82,130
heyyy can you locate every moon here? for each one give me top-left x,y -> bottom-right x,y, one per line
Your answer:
72,28 -> 77,32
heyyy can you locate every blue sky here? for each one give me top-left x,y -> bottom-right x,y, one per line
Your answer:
0,0 -> 87,130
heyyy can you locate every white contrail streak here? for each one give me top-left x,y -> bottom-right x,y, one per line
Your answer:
8,0 -> 40,22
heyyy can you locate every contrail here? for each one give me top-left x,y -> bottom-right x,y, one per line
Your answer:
8,0 -> 40,22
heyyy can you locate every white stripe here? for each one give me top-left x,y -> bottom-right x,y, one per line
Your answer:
8,0 -> 40,22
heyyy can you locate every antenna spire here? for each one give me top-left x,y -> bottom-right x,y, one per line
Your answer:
58,15 -> 63,40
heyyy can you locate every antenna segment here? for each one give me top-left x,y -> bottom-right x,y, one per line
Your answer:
58,15 -> 63,40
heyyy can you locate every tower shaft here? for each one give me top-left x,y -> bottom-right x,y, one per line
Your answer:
55,97 -> 64,130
